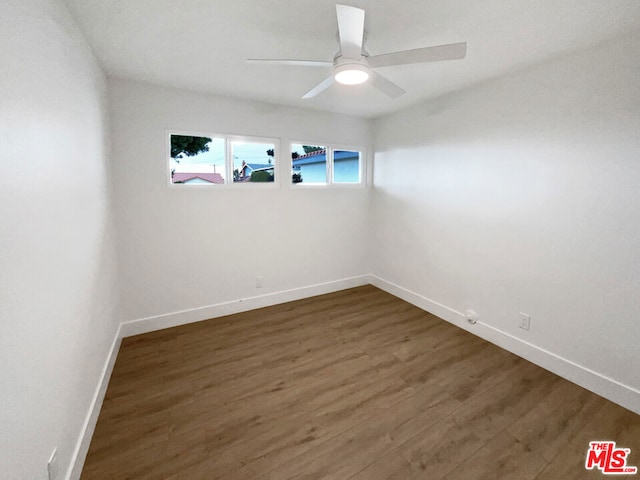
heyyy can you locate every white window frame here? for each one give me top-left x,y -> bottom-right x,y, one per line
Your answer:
289,142 -> 366,188
167,130 -> 280,188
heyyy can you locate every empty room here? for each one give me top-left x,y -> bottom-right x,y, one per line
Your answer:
2,0 -> 640,479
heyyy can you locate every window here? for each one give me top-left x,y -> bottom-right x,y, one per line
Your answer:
333,150 -> 362,184
231,140 -> 276,183
291,144 -> 327,184
169,133 -> 277,186
170,135 -> 225,184
291,143 -> 363,186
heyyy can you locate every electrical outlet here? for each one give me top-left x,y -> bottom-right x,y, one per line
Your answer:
47,447 -> 59,480
465,310 -> 478,325
255,275 -> 264,288
519,313 -> 530,331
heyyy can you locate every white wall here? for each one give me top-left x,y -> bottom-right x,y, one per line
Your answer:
109,79 -> 372,324
2,3 -> 636,476
372,31 -> 640,410
0,0 -> 119,479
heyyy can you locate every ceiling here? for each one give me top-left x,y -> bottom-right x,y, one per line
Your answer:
64,0 -> 640,118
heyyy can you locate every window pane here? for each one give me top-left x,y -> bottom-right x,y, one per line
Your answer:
232,141 -> 275,183
291,144 -> 327,184
170,135 -> 225,184
333,150 -> 361,183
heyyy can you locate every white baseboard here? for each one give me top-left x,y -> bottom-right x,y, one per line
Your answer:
369,275 -> 640,415
66,324 -> 122,480
120,275 -> 371,338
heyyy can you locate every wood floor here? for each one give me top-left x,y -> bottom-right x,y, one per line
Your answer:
82,286 -> 640,479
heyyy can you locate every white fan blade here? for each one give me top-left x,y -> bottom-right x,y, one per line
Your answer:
302,76 -> 335,99
369,42 -> 467,68
370,71 -> 406,99
336,4 -> 365,59
247,59 -> 333,67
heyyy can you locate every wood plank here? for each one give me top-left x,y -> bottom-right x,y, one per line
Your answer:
81,286 -> 640,480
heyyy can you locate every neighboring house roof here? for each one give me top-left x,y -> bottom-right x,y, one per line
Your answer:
241,163 -> 272,172
172,172 -> 224,184
248,165 -> 274,173
334,150 -> 359,161
293,149 -> 326,166
292,149 -> 358,166
239,162 -> 274,180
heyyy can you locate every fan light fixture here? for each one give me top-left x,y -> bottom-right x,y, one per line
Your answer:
334,64 -> 369,85
247,4 -> 467,99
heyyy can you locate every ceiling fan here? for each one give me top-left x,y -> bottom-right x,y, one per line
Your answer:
247,4 -> 467,99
